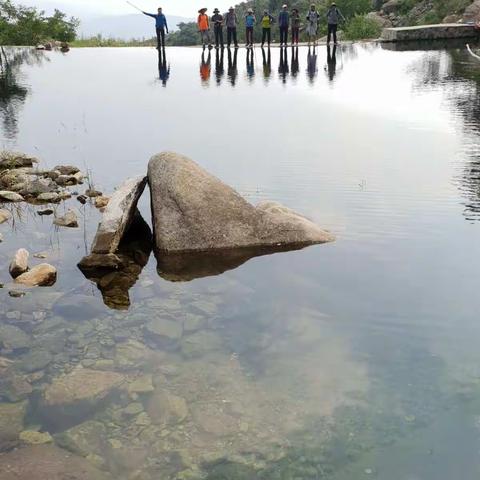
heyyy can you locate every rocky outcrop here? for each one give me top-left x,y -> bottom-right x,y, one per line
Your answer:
88,176 -> 147,255
0,444 -> 112,480
15,263 -> 57,287
366,11 -> 393,27
148,152 -> 334,255
9,248 -> 29,278
463,0 -> 480,22
0,151 -> 37,170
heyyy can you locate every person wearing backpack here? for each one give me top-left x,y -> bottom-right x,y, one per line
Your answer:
261,9 -> 274,47
326,2 -> 345,45
197,8 -> 212,49
305,4 -> 320,46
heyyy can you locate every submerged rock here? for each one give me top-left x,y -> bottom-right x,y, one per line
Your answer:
146,392 -> 188,425
42,366 -> 125,408
148,152 -> 334,254
53,209 -> 78,228
19,430 -> 53,445
0,401 -> 27,451
145,317 -> 183,344
89,176 -> 147,255
0,208 -> 11,224
9,248 -> 30,278
0,190 -> 24,202
0,324 -> 31,350
55,420 -> 108,457
15,263 -> 57,287
0,444 -> 112,480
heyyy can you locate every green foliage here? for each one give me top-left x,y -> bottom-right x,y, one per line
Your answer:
343,14 -> 382,39
71,35 -> 155,48
165,22 -> 199,46
0,0 -> 79,45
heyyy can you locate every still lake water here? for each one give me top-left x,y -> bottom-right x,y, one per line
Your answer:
1,43 -> 480,479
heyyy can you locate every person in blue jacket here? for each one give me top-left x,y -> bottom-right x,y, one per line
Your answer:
143,7 -> 169,50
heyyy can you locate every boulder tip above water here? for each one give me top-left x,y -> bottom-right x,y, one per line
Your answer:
9,248 -> 29,279
148,152 -> 334,254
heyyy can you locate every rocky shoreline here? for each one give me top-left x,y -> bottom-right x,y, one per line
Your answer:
0,149 -> 342,479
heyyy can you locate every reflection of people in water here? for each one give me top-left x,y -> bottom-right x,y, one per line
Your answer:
227,47 -> 238,86
278,47 -> 289,83
261,47 -> 271,82
291,46 -> 299,78
200,50 -> 211,85
246,48 -> 255,81
326,44 -> 337,82
215,47 -> 225,85
306,46 -> 317,83
158,49 -> 170,86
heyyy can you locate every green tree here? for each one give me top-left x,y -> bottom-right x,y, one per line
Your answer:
0,0 -> 79,45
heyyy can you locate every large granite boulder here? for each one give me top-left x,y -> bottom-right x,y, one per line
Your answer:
0,444 -> 112,480
464,0 -> 480,22
148,152 -> 334,254
89,175 -> 147,255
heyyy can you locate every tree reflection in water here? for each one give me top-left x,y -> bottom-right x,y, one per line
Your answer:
0,48 -> 47,141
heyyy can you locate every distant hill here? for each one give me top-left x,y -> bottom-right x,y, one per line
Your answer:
78,14 -> 193,40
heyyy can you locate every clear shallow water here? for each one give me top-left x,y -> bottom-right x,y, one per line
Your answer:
0,43 -> 480,479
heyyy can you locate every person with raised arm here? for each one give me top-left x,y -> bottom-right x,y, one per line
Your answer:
142,7 -> 169,50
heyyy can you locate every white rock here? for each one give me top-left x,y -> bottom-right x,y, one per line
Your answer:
9,248 -> 29,278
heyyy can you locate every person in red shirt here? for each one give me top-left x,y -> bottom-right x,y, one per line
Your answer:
198,8 -> 212,49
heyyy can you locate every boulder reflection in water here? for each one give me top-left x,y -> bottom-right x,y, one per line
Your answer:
78,211 -> 152,309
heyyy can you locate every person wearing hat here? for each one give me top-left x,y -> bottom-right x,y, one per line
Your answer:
142,7 -> 169,50
278,4 -> 289,47
326,2 -> 345,45
225,7 -> 239,48
291,7 -> 300,45
260,9 -> 274,47
245,8 -> 256,47
212,8 -> 224,48
305,4 -> 320,46
197,8 -> 212,49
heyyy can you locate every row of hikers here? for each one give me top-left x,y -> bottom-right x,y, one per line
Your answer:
142,3 -> 345,50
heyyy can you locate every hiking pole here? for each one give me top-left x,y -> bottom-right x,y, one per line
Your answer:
126,1 -> 144,13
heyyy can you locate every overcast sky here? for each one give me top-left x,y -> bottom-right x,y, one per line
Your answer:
21,0 -> 234,18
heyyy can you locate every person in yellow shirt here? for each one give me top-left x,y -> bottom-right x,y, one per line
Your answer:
197,8 -> 212,49
260,10 -> 274,47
